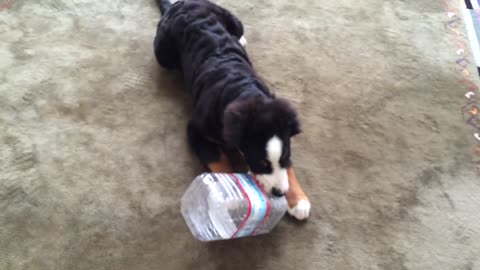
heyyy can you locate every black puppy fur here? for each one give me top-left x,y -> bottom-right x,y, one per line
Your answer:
154,0 -> 301,174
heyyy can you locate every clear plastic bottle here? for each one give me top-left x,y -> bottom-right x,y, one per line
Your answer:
181,173 -> 287,241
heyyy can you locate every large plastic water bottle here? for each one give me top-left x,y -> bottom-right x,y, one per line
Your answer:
181,173 -> 287,241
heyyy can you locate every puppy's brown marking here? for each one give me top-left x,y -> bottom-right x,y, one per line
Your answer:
285,166 -> 309,208
207,152 -> 234,173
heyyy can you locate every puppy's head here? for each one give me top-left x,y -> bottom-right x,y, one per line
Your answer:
223,97 -> 301,195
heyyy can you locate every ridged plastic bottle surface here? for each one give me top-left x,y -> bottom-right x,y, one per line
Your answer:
181,173 -> 287,241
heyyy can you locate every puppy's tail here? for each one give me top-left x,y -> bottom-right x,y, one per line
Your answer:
156,0 -> 173,15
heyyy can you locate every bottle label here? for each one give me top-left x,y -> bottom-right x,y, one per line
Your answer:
229,174 -> 271,238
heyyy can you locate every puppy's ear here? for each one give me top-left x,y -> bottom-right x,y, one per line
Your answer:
288,116 -> 301,137
271,98 -> 302,137
223,100 -> 250,146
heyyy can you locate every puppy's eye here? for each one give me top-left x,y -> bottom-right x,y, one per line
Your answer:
260,159 -> 270,167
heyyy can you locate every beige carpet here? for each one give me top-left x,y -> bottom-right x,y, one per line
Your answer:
1,0 -> 480,269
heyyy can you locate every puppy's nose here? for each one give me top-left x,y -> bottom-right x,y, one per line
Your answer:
271,187 -> 285,197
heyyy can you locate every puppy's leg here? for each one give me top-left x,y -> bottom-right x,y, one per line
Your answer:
207,151 -> 234,173
207,2 -> 246,47
187,122 -> 233,173
154,24 -> 180,70
239,36 -> 247,47
286,166 -> 311,220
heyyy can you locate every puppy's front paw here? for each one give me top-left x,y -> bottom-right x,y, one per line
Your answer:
239,36 -> 247,47
288,199 -> 310,220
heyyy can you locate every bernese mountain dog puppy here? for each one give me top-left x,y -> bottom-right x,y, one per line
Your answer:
154,0 -> 310,220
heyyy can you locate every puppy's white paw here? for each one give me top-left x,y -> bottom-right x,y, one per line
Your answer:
288,199 -> 311,220
239,36 -> 247,47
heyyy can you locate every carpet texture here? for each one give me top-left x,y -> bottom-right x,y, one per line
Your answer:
1,0 -> 480,269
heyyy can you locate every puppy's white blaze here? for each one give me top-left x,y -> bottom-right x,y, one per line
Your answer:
266,136 -> 282,165
256,136 -> 289,194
